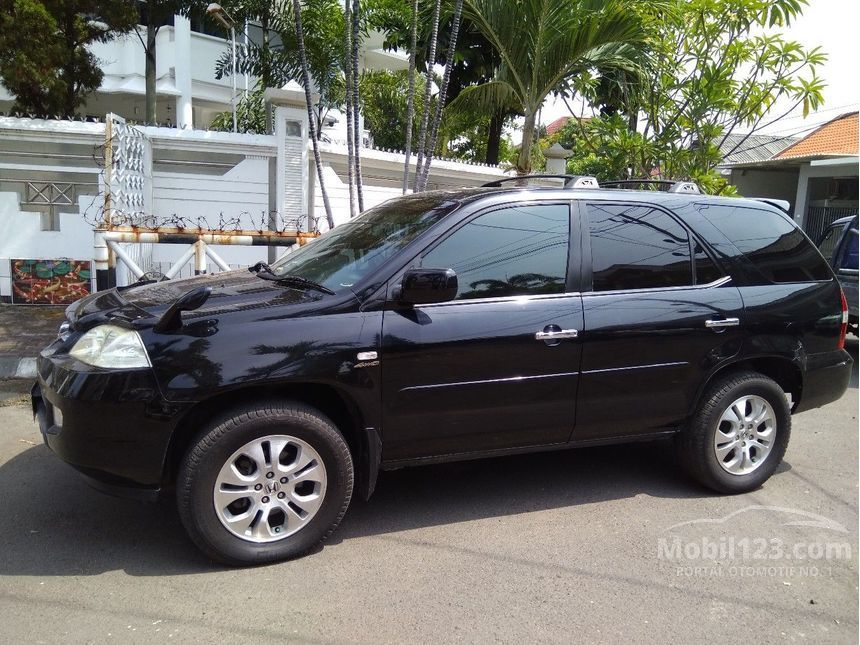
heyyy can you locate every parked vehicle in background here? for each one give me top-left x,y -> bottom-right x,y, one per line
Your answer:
32,176 -> 853,566
817,215 -> 859,334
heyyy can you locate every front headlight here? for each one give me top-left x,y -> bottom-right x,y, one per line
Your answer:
69,324 -> 151,369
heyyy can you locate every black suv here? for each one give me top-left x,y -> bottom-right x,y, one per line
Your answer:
32,178 -> 852,565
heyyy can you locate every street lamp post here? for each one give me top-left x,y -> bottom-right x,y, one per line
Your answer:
207,3 -> 237,133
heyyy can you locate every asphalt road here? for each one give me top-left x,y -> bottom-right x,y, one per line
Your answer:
0,341 -> 857,644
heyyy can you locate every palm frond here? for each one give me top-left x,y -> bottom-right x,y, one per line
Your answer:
445,80 -> 520,119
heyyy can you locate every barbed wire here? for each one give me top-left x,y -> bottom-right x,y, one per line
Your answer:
82,203 -> 318,234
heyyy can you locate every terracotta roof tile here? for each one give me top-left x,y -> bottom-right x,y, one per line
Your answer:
774,112 -> 858,159
545,116 -> 572,136
544,116 -> 593,137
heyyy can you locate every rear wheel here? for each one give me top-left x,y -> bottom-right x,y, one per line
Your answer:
678,371 -> 790,494
177,401 -> 353,566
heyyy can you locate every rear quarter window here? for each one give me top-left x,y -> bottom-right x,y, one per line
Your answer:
695,204 -> 831,283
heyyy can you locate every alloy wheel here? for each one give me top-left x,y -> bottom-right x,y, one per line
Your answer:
713,395 -> 777,476
213,435 -> 327,542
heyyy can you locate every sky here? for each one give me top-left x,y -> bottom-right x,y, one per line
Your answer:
537,0 -> 860,139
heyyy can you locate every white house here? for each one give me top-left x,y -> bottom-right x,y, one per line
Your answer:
0,13 -> 408,131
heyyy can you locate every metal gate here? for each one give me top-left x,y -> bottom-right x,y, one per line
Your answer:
805,206 -> 859,242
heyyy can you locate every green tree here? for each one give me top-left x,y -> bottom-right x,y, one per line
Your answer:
567,0 -> 825,192
210,88 -> 266,133
292,0 -> 334,229
131,1 -> 199,125
453,0 -> 644,175
414,0 -> 464,191
215,0 -> 345,136
359,69 -> 429,151
369,0 -> 513,165
0,0 -> 136,117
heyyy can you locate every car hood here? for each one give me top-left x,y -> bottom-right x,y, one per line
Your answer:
68,270 -> 326,330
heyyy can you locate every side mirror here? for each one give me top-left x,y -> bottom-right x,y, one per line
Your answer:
397,268 -> 458,305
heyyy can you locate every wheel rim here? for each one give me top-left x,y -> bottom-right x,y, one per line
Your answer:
213,435 -> 327,543
713,395 -> 777,476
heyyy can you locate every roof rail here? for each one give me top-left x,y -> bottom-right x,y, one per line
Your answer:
601,179 -> 701,194
481,174 -> 599,189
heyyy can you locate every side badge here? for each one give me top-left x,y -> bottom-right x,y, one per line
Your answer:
354,351 -> 379,369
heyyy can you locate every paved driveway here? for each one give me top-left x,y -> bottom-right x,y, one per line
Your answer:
0,340 -> 856,643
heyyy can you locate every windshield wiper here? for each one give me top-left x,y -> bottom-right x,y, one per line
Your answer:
248,261 -> 277,276
248,263 -> 335,295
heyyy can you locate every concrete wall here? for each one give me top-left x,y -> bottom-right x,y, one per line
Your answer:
0,116 -> 506,299
729,167 -> 799,208
793,158 -> 859,227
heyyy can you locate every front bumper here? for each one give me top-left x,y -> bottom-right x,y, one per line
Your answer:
794,349 -> 854,413
32,349 -> 189,500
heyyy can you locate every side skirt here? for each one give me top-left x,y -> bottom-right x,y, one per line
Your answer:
379,429 -> 679,471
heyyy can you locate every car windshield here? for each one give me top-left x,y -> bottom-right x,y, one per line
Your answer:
269,193 -> 460,292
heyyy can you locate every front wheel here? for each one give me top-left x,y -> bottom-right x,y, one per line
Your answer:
678,371 -> 791,494
177,401 -> 354,566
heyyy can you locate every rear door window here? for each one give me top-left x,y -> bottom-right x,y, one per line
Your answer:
696,204 -> 831,283
586,203 -> 693,291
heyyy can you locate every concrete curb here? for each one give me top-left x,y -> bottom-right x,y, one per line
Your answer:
0,357 -> 37,379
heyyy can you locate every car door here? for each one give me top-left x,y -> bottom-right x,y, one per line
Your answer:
574,201 -> 745,441
380,201 -> 584,462
835,219 -> 858,318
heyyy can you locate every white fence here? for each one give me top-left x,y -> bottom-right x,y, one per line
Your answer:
0,115 -> 505,301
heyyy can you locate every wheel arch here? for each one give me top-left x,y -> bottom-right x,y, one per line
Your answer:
691,355 -> 803,416
162,382 -> 380,500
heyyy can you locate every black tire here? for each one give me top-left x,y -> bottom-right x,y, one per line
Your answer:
177,401 -> 353,566
677,371 -> 791,494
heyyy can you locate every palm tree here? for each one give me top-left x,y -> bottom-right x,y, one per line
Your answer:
292,0 -> 334,229
415,0 -> 465,192
413,0 -> 442,191
456,0 -> 644,175
401,0 -> 420,194
344,0 -> 357,218
350,0 -> 364,212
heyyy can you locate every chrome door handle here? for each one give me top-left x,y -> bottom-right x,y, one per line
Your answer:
535,328 -> 579,341
705,318 -> 740,329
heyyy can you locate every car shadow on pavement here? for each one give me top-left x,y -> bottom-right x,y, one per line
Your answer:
336,439 -> 793,545
0,434 -> 791,576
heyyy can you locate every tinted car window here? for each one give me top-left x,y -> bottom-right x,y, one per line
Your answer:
422,203 -> 569,300
587,203 -> 692,291
694,242 -> 724,284
696,204 -> 831,283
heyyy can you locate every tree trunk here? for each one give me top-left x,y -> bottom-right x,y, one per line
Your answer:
262,8 -> 272,134
485,112 -> 503,165
401,0 -> 419,194
145,16 -> 157,125
292,0 -> 334,230
517,109 -> 537,176
413,0 -> 442,192
416,0 -> 464,192
344,1 -> 357,218
351,0 -> 363,212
